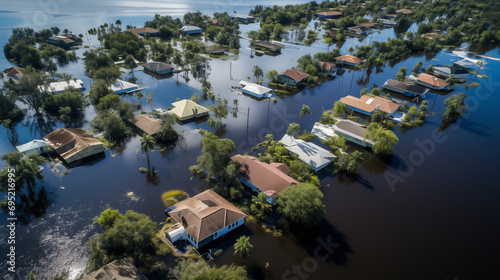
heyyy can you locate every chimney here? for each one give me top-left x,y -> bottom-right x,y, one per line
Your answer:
375,104 -> 380,110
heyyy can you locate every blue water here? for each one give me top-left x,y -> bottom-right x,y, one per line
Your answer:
1,1 -> 500,280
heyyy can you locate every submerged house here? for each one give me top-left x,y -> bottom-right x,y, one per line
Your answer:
142,62 -> 174,76
48,34 -> 80,48
315,11 -> 343,19
181,25 -> 203,35
43,128 -> 105,165
231,154 -> 298,204
170,99 -> 210,121
396,9 -> 412,15
335,55 -> 363,66
277,67 -> 310,86
239,81 -> 274,98
253,41 -> 282,53
126,27 -> 159,36
411,73 -> 448,90
230,14 -> 254,22
347,25 -> 370,35
39,79 -> 85,94
382,79 -> 428,98
317,61 -> 339,76
433,66 -> 469,79
110,79 -> 144,94
339,95 -> 401,117
279,134 -> 337,172
81,258 -> 148,280
312,121 -> 374,148
15,140 -> 49,156
2,67 -> 24,86
132,115 -> 162,136
165,189 -> 246,249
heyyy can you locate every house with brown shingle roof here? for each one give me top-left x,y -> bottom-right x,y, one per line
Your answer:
133,115 -> 162,136
231,155 -> 298,204
43,128 -> 105,165
316,11 -> 343,19
335,55 -> 363,66
411,73 -> 448,90
3,67 -> 24,85
165,189 -> 246,249
81,258 -> 148,280
277,67 -> 310,86
339,95 -> 401,116
126,27 -> 159,36
317,61 -> 338,76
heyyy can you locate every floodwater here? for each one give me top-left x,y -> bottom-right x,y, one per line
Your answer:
1,1 -> 500,279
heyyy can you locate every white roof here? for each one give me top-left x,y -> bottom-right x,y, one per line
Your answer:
311,122 -> 335,141
15,139 -> 48,153
231,14 -> 254,19
39,79 -> 84,93
239,81 -> 273,98
279,134 -> 337,171
110,79 -> 143,93
181,25 -> 202,31
453,59 -> 475,68
170,99 -> 210,119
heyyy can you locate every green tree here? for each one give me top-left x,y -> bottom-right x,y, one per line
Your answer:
207,116 -> 217,133
88,80 -> 114,106
136,91 -> 144,113
90,111 -> 132,144
234,235 -> 253,258
443,92 -> 467,122
444,74 -> 455,89
16,70 -> 50,116
170,259 -> 248,280
335,151 -> 363,174
91,66 -> 121,85
286,122 -> 301,136
252,65 -> 263,82
146,91 -> 155,111
364,122 -> 399,155
395,66 -> 408,82
299,104 -> 311,134
412,61 -> 423,75
140,133 -> 157,171
0,153 -> 44,193
266,69 -> 278,82
322,136 -> 346,155
250,193 -> 272,221
333,101 -> 348,114
276,183 -> 325,226
424,65 -> 434,75
124,55 -> 137,77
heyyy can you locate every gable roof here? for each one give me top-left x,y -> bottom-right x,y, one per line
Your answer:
279,67 -> 310,82
335,55 -> 362,64
133,115 -> 162,135
339,95 -> 401,114
384,79 -> 428,95
181,25 -> 202,32
168,189 -> 246,242
253,41 -> 282,50
317,61 -> 337,71
239,81 -> 273,97
279,134 -> 337,171
110,79 -> 143,93
3,67 -> 24,83
126,27 -> 159,34
433,66 -> 468,76
170,99 -> 210,120
143,62 -> 174,72
43,128 -> 103,161
415,73 -> 448,88
82,258 -> 148,280
396,9 -> 412,14
231,154 -> 298,198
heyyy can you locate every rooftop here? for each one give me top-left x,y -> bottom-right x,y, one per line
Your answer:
133,115 -> 162,135
181,25 -> 202,31
239,81 -> 273,97
15,139 -> 48,153
384,79 -> 428,95
335,55 -> 363,64
339,95 -> 401,114
396,9 -> 412,14
415,73 -> 448,88
279,67 -> 310,82
39,79 -> 84,93
81,258 -> 148,280
170,99 -> 210,120
167,189 -> 246,242
43,128 -> 103,161
231,154 -> 298,198
316,11 -> 343,16
143,62 -> 174,72
126,27 -> 159,34
279,134 -> 337,171
253,41 -> 282,50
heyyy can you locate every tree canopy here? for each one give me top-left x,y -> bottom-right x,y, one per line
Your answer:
276,183 -> 325,226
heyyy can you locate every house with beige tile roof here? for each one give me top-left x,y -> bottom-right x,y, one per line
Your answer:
170,99 -> 210,121
335,55 -> 363,66
165,189 -> 246,249
339,95 -> 401,116
411,73 -> 449,90
231,154 -> 298,204
133,115 -> 162,136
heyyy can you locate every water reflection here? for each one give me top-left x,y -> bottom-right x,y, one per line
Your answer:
15,185 -> 50,225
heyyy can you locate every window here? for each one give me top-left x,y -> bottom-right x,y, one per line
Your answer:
214,232 -> 217,237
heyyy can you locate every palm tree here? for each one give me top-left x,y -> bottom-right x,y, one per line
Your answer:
299,104 -> 311,134
250,193 -> 272,221
395,67 -> 408,82
348,47 -> 354,55
146,91 -> 155,112
252,65 -> 263,83
445,74 -> 455,89
44,59 -> 57,82
140,133 -> 156,171
124,55 -> 137,78
472,60 -> 484,83
286,122 -> 300,136
136,91 -> 144,114
234,235 -> 253,258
